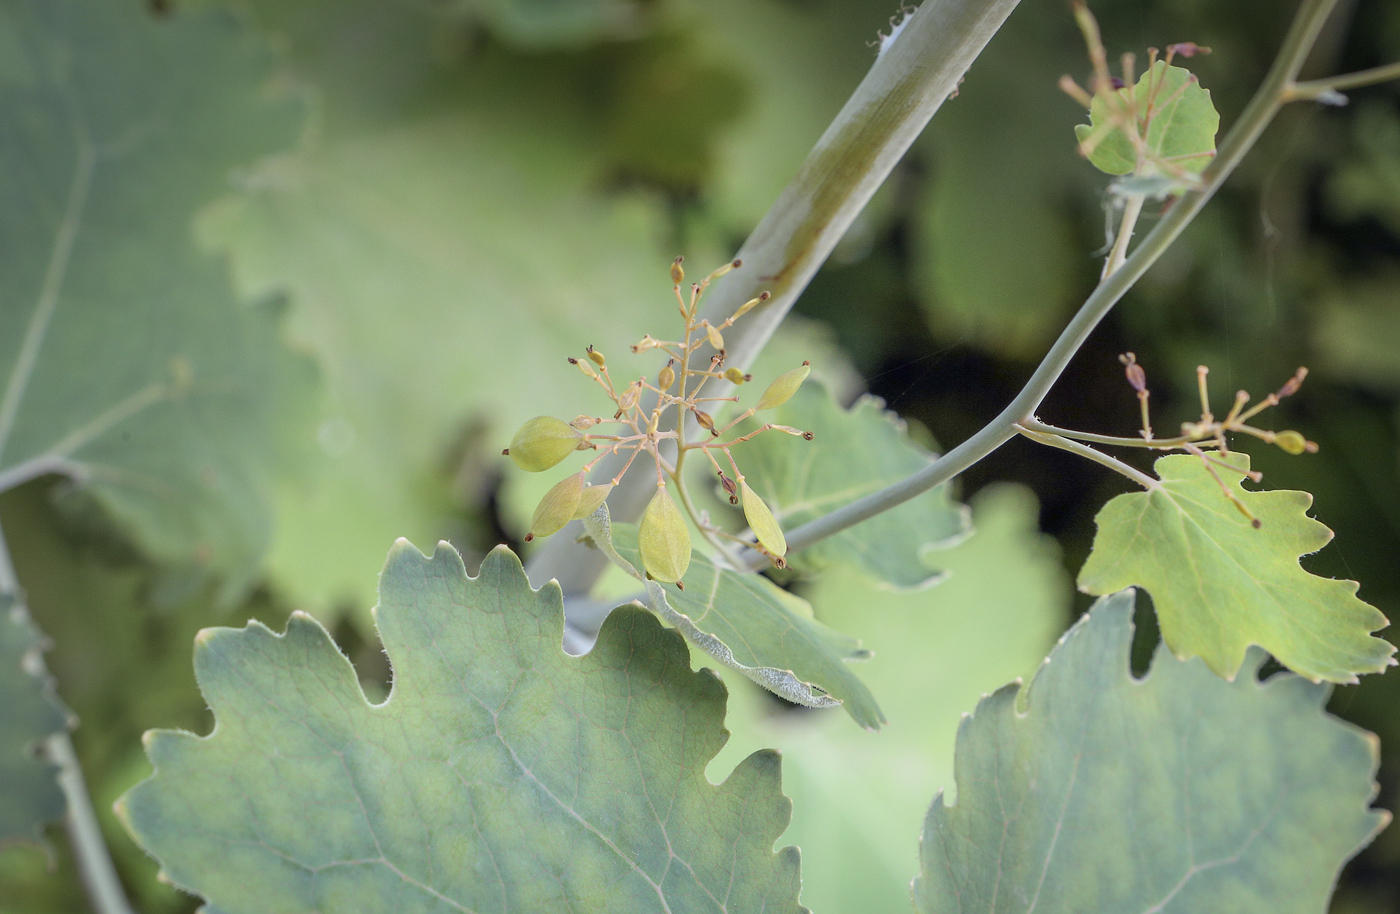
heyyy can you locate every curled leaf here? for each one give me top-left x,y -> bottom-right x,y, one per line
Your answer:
741,479 -> 787,557
756,362 -> 811,411
507,416 -> 582,472
639,486 -> 691,583
528,471 -> 586,540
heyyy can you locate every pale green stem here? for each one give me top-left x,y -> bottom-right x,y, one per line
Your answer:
0,522 -> 135,914
527,0 -> 1024,595
1286,59 -> 1400,99
749,0 -> 1345,570
1014,424 -> 1159,490
1102,193 -> 1145,279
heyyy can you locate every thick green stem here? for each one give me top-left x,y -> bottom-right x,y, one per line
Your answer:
527,0 -> 1023,596
753,0 -> 1344,568
0,521 -> 135,914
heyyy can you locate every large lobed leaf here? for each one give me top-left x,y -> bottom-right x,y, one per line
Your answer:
0,0 -> 313,595
0,600 -> 70,848
734,382 -> 969,590
118,541 -> 803,913
915,590 -> 1389,914
599,520 -> 884,730
1078,453 -> 1394,683
1074,61 -> 1219,178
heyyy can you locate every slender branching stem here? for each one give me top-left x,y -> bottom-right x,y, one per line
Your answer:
1014,424 -> 1158,489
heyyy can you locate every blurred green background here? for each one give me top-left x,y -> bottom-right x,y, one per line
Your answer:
2,0 -> 1397,910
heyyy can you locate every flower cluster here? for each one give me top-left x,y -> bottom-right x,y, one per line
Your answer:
502,257 -> 813,588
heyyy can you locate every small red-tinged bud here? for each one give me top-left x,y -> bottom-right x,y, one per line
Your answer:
586,345 -> 606,368
671,256 -> 685,285
657,359 -> 676,392
508,417 -> 582,472
1277,368 -> 1307,399
719,471 -> 739,504
1167,41 -> 1209,58
723,367 -> 748,385
756,362 -> 810,411
529,471 -> 586,540
1119,352 -> 1147,392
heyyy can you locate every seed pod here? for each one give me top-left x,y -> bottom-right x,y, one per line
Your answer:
704,322 -> 724,352
671,256 -> 685,285
740,480 -> 786,557
732,290 -> 769,321
569,357 -> 599,380
632,334 -> 659,354
639,486 -> 691,583
617,381 -> 642,413
657,360 -> 676,392
694,409 -> 717,436
572,483 -> 614,519
718,471 -> 738,504
756,361 -> 810,411
528,471 -> 585,541
586,345 -> 606,368
723,366 -> 748,385
507,416 -> 582,472
571,415 -> 601,430
1273,430 -> 1310,455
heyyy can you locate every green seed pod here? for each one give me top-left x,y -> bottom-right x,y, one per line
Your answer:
740,479 -> 786,558
571,483 -> 613,519
756,361 -> 810,411
528,471 -> 585,541
658,360 -> 676,392
671,257 -> 685,285
1274,430 -> 1309,455
587,345 -> 606,368
704,323 -> 725,352
723,366 -> 748,385
639,486 -> 691,584
507,416 -> 582,472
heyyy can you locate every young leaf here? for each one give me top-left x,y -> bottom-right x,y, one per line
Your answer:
734,381 -> 969,589
1074,61 -> 1219,177
118,542 -> 803,913
597,523 -> 883,730
916,590 -> 1388,914
0,0 -> 313,597
1078,453 -> 1394,683
0,601 -> 70,847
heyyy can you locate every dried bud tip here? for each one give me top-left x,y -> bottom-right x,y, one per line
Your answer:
1251,519 -> 1263,529
502,448 -> 510,455
803,431 -> 815,441
758,291 -> 771,301
731,258 -> 742,269
802,360 -> 810,367
524,533 -> 534,542
1167,42 -> 1209,57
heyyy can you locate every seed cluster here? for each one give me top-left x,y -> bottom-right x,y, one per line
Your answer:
502,257 -> 814,587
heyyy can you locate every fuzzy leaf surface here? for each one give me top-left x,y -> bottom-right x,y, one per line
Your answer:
0,0 -> 312,594
117,542 -> 802,914
733,382 -> 969,589
0,601 -> 69,847
1074,61 -> 1219,177
602,523 -> 883,730
1078,453 -> 1393,682
915,590 -> 1389,914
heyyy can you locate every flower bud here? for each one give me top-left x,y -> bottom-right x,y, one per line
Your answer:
586,345 -> 606,368
569,357 -> 599,381
572,483 -> 614,519
528,471 -> 585,541
657,360 -> 676,392
732,290 -> 769,321
671,256 -> 685,285
695,410 -> 717,436
570,415 -> 601,430
617,381 -> 642,413
723,366 -> 748,385
506,416 -> 582,472
756,362 -> 810,411
1273,430 -> 1312,455
631,334 -> 659,354
704,322 -> 724,352
740,479 -> 786,558
639,486 -> 691,584
718,471 -> 738,504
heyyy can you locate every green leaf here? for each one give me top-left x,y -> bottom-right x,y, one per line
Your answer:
204,0 -> 701,619
597,521 -> 884,730
915,590 -> 1389,914
0,601 -> 69,848
709,483 -> 1069,914
118,542 -> 803,913
1078,453 -> 1394,683
1074,61 -> 1219,178
0,0 -> 313,595
734,381 -> 969,589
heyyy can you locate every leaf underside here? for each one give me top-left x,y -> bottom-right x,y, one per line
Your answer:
1078,452 -> 1394,683
117,542 -> 803,914
915,590 -> 1388,914
733,382 -> 969,590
